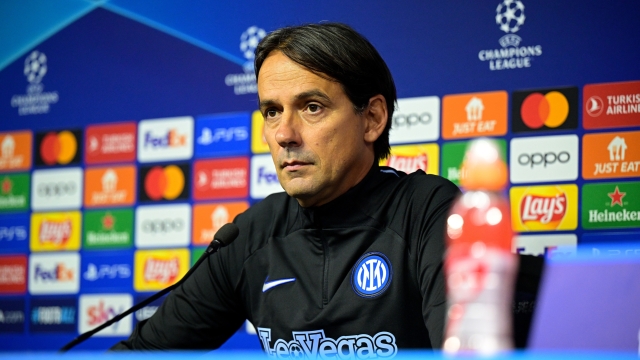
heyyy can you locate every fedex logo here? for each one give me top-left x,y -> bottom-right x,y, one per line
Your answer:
195,113 -> 251,158
138,117 -> 193,163
512,234 -> 577,258
29,253 -> 79,294
143,129 -> 186,148
251,155 -> 284,199
79,294 -> 132,336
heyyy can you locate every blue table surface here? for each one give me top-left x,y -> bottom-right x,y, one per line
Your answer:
0,351 -> 638,359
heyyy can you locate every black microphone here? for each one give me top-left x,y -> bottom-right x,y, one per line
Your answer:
60,223 -> 240,352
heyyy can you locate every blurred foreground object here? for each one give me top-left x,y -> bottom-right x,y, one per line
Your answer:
443,139 -> 517,354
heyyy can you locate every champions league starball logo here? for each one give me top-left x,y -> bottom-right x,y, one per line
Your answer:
24,51 -> 48,84
10,50 -> 59,115
477,0 -> 543,71
224,26 -> 267,95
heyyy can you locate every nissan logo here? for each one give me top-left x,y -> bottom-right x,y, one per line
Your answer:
393,113 -> 431,127
518,151 -> 570,168
142,219 -> 184,233
37,182 -> 77,196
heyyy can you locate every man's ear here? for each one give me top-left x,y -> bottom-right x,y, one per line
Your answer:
363,94 -> 388,143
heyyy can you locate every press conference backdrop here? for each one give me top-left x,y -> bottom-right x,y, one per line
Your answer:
0,0 -> 639,352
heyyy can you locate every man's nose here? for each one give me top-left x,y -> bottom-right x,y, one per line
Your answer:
275,111 -> 302,148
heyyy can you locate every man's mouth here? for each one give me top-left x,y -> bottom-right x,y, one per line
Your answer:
282,160 -> 311,171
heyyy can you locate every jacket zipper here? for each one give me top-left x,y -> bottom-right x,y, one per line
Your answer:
322,231 -> 329,306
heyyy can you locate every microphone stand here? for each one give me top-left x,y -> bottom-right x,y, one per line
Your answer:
60,238 -> 227,352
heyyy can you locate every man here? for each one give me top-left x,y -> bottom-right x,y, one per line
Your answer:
112,23 -> 459,353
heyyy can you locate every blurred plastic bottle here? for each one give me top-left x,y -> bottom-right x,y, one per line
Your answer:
443,138 -> 517,354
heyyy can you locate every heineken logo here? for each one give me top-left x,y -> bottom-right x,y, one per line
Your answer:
0,173 -> 29,212
582,181 -> 639,229
83,209 -> 133,249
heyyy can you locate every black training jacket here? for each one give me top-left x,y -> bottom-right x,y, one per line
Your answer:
112,164 -> 460,355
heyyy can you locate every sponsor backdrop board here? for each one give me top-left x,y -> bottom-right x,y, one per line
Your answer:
0,0 -> 639,352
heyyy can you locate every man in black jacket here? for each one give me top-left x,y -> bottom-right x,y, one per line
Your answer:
113,23 -> 460,354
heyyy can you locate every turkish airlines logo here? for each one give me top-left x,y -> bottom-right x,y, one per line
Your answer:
583,131 -> 640,179
442,91 -> 508,139
35,130 -> 82,166
135,204 -> 191,248
0,131 -> 32,171
31,168 -> 83,211
30,211 -> 81,251
79,294 -> 132,336
381,144 -> 439,175
85,122 -> 136,164
84,166 -> 136,207
389,96 -> 440,145
134,249 -> 189,291
510,134 -> 578,183
192,202 -> 248,245
194,157 -> 249,200
250,154 -> 284,199
583,80 -> 640,129
29,253 -> 80,294
139,163 -> 189,202
510,185 -> 578,232
511,87 -> 578,133
137,117 -> 193,163
0,255 -> 27,294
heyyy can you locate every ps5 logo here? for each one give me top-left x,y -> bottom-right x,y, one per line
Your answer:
197,127 -> 248,145
83,263 -> 131,281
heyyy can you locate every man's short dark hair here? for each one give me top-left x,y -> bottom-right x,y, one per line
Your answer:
254,22 -> 397,161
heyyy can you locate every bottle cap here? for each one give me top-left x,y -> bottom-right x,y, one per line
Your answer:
459,138 -> 508,191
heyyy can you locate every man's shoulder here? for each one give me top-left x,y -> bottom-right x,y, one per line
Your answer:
383,168 -> 460,201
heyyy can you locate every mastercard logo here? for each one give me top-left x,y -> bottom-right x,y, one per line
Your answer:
512,87 -> 578,133
139,164 -> 189,202
520,91 -> 568,129
37,130 -> 81,166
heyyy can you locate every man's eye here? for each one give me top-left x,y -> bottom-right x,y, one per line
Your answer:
266,110 -> 278,118
307,104 -> 321,113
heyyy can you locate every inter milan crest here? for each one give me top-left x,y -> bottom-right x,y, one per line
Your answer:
351,252 -> 393,298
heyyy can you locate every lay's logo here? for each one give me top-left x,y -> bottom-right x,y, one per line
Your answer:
39,219 -> 71,245
510,185 -> 578,232
134,249 -> 189,291
30,211 -> 81,251
380,144 -> 439,175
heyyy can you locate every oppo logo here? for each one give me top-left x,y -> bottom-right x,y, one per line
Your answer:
393,113 -> 431,127
517,151 -> 570,168
142,219 -> 184,233
37,182 -> 77,196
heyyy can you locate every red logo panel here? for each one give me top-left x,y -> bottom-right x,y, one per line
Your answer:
0,255 -> 27,294
193,157 -> 249,200
85,122 -> 137,164
583,81 -> 640,130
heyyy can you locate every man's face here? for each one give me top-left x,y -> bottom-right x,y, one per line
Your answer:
257,51 -> 377,207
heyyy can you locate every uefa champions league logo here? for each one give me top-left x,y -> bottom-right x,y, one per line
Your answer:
496,0 -> 525,33
10,50 -> 59,115
24,51 -> 48,84
240,26 -> 266,72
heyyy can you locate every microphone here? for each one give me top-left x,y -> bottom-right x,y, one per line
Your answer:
60,223 -> 240,352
